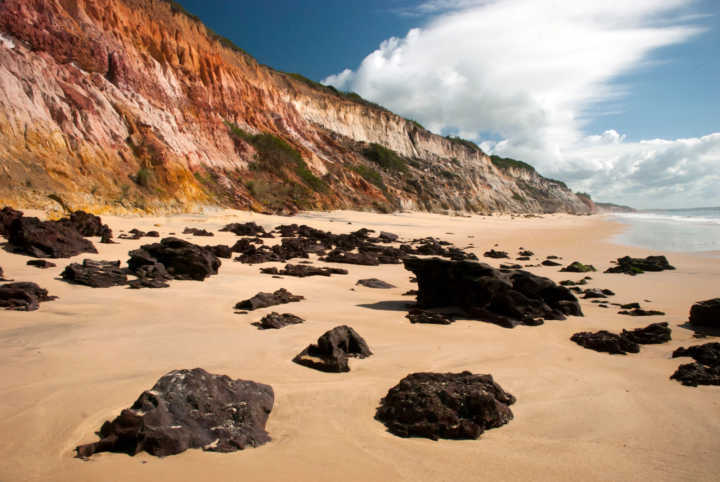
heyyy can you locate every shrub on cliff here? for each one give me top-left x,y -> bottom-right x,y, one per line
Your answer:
363,144 -> 408,173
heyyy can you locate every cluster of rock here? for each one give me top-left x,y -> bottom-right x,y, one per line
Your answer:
0,282 -> 57,311
183,227 -> 214,237
375,372 -> 516,440
118,228 -> 159,240
671,343 -> 720,386
404,257 -> 582,328
75,368 -> 274,458
605,256 -> 675,275
617,303 -> 665,317
260,264 -> 348,278
128,237 -> 221,283
406,309 -> 454,325
254,312 -> 305,330
571,322 -> 671,355
560,261 -> 596,273
292,325 -> 372,372
61,260 -> 127,288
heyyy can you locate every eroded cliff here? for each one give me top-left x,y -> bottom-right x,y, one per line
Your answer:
0,0 -> 592,215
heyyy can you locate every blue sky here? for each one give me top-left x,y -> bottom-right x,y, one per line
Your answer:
176,0 -> 719,208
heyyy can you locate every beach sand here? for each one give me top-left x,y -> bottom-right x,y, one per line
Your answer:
1,210 -> 718,481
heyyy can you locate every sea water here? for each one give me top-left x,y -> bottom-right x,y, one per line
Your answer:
610,207 -> 720,253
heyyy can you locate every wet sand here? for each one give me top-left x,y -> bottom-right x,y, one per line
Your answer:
1,210 -> 718,481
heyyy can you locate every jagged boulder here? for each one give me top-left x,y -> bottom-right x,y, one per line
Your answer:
292,325 -> 372,372
689,298 -> 720,328
673,343 -> 720,366
483,249 -> 509,259
570,331 -> 640,355
255,312 -> 305,330
220,222 -> 267,236
541,259 -> 562,266
618,307 -> 665,316
206,245 -> 233,259
0,282 -> 57,311
356,278 -> 396,289
7,217 -> 97,258
404,257 -> 582,328
670,363 -> 720,387
322,249 -> 380,266
61,259 -> 127,288
605,255 -> 675,275
128,237 -> 220,281
128,263 -> 171,289
621,322 -> 671,344
235,288 -> 304,311
75,368 -> 274,458
183,227 -> 214,237
375,371 -> 515,440
27,260 -> 56,269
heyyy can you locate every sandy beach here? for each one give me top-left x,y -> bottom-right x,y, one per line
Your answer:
1,210 -> 718,482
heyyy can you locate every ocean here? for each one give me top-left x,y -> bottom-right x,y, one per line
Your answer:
609,207 -> 720,253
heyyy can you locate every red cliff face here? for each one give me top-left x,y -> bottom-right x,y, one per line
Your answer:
0,0 -> 592,215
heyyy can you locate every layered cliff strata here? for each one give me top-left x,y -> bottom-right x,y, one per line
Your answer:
0,0 -> 591,215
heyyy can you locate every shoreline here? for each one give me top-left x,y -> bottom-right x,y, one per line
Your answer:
1,210 -> 719,481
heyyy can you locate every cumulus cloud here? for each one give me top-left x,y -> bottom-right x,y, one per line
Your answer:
322,0 -> 717,208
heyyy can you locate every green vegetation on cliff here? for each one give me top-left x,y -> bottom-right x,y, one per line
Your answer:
490,155 -> 535,173
363,143 -> 408,173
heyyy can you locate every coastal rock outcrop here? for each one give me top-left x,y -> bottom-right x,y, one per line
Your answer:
75,368 -> 274,458
61,259 -> 128,288
235,289 -> 304,311
406,309 -> 454,325
292,325 -> 372,372
671,343 -> 720,386
605,256 -> 675,275
689,298 -> 720,328
570,331 -> 640,355
375,371 -> 515,440
0,282 -> 57,311
621,322 -> 671,344
404,257 -> 582,328
356,278 -> 396,289
128,237 -> 220,281
254,312 -> 305,330
259,264 -> 348,277
7,217 -> 97,258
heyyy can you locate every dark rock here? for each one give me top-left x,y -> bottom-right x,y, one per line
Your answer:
128,262 -> 171,289
374,371 -> 515,440
560,278 -> 590,286
560,261 -> 596,273
570,331 -> 639,355
541,259 -> 562,267
356,278 -> 396,289
75,368 -> 274,458
621,322 -> 671,344
7,217 -> 97,258
0,206 -> 23,236
404,257 -> 582,328
500,264 -> 523,270
670,363 -> 720,387
207,245 -> 233,259
378,231 -> 399,242
605,255 -> 675,275
516,256 -> 530,261
61,259 -> 128,288
402,289 -> 419,296
620,302 -> 640,309
220,222 -> 267,236
0,282 -> 57,311
260,264 -> 348,278
0,266 -> 7,281
672,343 -> 720,366
547,255 -> 560,259
146,231 -> 160,238
583,289 -> 610,299
58,210 -> 112,239
119,228 -> 145,240
128,238 -> 220,281
518,250 -> 534,256
618,308 -> 666,316
322,249 -> 380,266
406,309 -> 454,325
483,249 -> 509,259
292,325 -> 372,372
254,312 -> 305,330
183,227 -> 214,237
235,288 -> 304,311
689,298 -> 720,327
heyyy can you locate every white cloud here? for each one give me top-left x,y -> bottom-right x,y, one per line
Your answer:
323,0 -> 716,208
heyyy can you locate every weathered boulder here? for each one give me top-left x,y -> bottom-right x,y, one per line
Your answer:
292,325 -> 372,372
378,231 -> 399,242
260,264 -> 348,277
689,298 -> 720,327
206,245 -> 233,259
128,263 -> 171,289
541,259 -> 562,267
570,331 -> 640,355
58,210 -> 112,239
605,255 -> 675,275
322,249 -> 380,266
0,266 -> 7,281
406,309 -> 454,325
128,237 -> 220,281
621,322 -> 671,344
582,289 -> 614,299
255,312 -> 305,330
356,278 -> 396,289
75,368 -> 274,458
561,261 -> 596,273
7,217 -> 97,258
672,343 -> 720,366
0,206 -> 23,236
375,371 -> 515,440
670,363 -> 720,387
618,307 -> 665,316
61,259 -> 127,288
235,288 -> 304,311
220,222 -> 267,236
0,282 -> 57,311
404,257 -> 582,328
